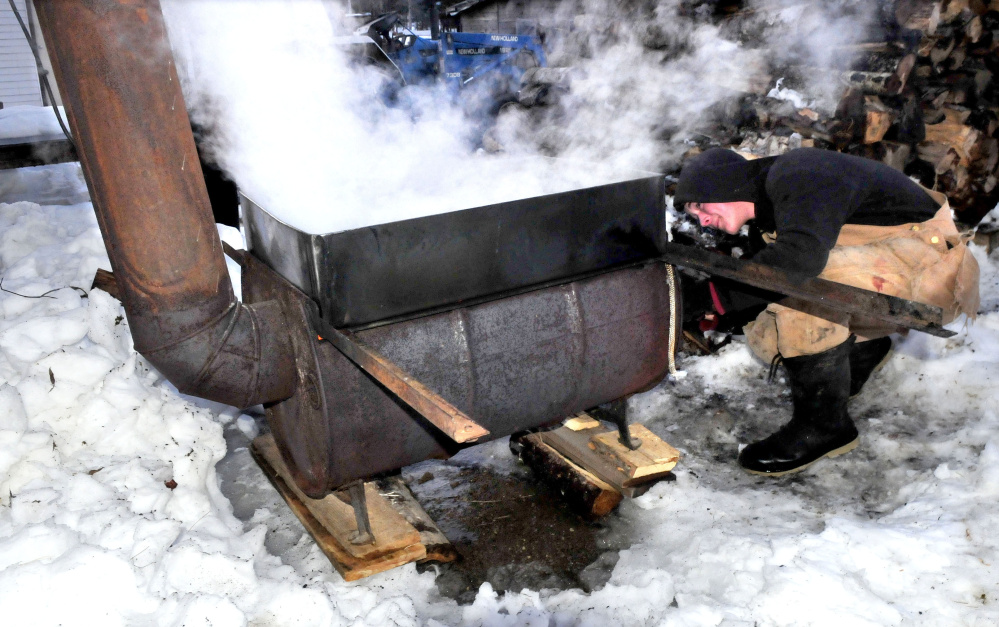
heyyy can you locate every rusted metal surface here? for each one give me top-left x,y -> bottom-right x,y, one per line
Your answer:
229,243 -> 331,498
661,243 -> 956,338
240,247 -> 675,494
35,0 -> 295,407
310,318 -> 491,444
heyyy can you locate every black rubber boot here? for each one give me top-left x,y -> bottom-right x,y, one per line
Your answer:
849,337 -> 893,398
739,339 -> 858,476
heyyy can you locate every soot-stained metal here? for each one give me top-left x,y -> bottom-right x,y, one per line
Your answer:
237,247 -> 677,494
241,170 -> 666,328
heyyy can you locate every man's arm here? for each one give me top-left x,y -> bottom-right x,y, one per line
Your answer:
750,165 -> 857,277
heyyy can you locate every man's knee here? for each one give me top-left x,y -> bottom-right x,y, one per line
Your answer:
745,300 -> 850,362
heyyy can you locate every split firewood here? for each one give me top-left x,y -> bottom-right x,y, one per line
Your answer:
91,268 -> 120,300
563,414 -> 600,431
939,0 -> 970,22
947,45 -> 966,70
939,164 -> 970,193
896,0 -> 942,35
916,141 -> 960,174
857,141 -> 912,172
967,16 -> 983,42
863,96 -> 894,144
923,108 -> 981,165
972,138 -> 999,176
930,37 -> 956,66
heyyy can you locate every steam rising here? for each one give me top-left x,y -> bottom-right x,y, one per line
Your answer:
161,0 -> 879,235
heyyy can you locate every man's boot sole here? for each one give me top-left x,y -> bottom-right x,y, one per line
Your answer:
741,437 -> 859,477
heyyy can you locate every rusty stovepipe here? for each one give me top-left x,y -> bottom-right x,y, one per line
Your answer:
34,0 -> 296,408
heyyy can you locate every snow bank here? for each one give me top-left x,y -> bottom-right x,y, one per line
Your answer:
0,176 -> 449,626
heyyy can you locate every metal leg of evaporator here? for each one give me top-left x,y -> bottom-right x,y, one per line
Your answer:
594,399 -> 641,451
346,480 -> 375,545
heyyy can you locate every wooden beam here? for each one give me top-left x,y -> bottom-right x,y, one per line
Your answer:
659,244 -> 955,338
311,316 -> 489,444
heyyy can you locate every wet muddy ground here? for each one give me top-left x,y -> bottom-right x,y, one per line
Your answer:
216,414 -> 644,602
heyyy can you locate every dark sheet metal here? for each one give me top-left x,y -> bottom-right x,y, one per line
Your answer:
0,134 -> 77,170
310,317 -> 491,444
239,248 -> 675,494
241,170 -> 666,327
660,243 -> 956,338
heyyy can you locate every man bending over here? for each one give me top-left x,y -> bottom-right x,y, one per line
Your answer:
675,148 -> 979,476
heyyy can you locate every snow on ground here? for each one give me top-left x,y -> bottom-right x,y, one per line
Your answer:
1,108 -> 999,626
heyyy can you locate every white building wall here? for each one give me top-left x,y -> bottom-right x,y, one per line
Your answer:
0,0 -> 42,107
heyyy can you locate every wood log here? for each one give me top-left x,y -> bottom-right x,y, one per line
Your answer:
923,108 -> 981,164
863,96 -> 894,143
983,174 -> 998,195
515,432 -> 623,518
918,36 -> 940,58
538,421 -> 670,497
857,141 -> 913,172
839,69 -> 907,96
91,268 -> 120,300
967,15 -> 983,42
940,0 -> 970,22
882,141 -> 914,172
973,70 -> 993,99
947,45 -> 967,69
897,0 -> 942,35
940,163 -> 971,195
917,141 -> 961,173
974,137 -> 999,175
930,37 -> 956,66
895,93 -> 927,144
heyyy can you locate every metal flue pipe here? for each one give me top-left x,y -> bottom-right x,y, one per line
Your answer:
34,0 -> 296,408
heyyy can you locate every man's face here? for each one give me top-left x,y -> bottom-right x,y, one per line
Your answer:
685,202 -> 752,235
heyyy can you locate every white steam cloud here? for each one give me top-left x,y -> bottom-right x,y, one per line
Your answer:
161,0 -> 879,235
161,0 -> 636,235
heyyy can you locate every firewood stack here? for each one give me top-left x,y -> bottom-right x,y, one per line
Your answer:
691,0 -> 999,225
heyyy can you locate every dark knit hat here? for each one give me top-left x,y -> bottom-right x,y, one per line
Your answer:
674,148 -> 762,207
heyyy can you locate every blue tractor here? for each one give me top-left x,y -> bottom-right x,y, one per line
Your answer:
349,12 -> 548,113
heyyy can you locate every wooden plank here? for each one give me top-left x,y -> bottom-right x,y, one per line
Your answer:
659,244 -> 955,338
563,414 -> 600,431
374,475 -> 458,564
517,432 -> 623,518
252,435 -> 423,563
311,316 -> 489,444
540,423 -> 659,498
591,424 -> 681,484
